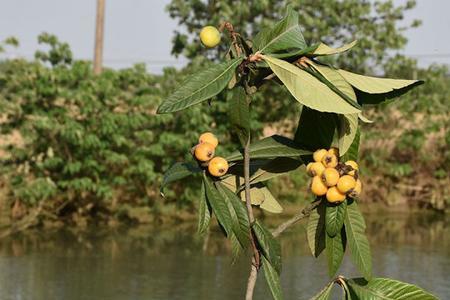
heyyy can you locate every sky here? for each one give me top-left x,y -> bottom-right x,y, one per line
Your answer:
0,0 -> 449,74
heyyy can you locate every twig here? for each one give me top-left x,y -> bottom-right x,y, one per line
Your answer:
272,200 -> 321,238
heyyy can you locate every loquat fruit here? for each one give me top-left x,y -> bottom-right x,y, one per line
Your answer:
313,149 -> 328,163
349,179 -> 362,198
322,167 -> 340,187
194,142 -> 215,162
345,160 -> 359,176
307,162 -> 326,177
311,176 -> 328,196
322,153 -> 338,168
328,147 -> 339,157
326,186 -> 346,203
200,26 -> 221,48
208,157 -> 229,177
336,175 -> 357,194
199,132 -> 219,148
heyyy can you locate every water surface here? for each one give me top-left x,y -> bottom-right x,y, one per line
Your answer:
0,212 -> 448,300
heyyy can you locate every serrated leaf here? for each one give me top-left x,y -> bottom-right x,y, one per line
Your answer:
307,200 -> 326,257
197,180 -> 211,235
226,135 -> 311,162
228,87 -> 250,146
249,157 -> 304,184
229,233 -> 242,264
345,201 -> 372,280
341,129 -> 360,162
157,57 -> 243,113
253,5 -> 306,55
160,162 -> 202,195
346,277 -> 438,300
294,107 -> 338,151
310,281 -> 334,300
326,228 -> 346,277
312,40 -> 358,56
263,55 -> 361,114
253,219 -> 282,274
338,113 -> 358,156
269,44 -> 318,59
221,176 -> 264,205
262,256 -> 284,300
325,201 -> 347,237
216,182 -> 250,248
259,187 -> 283,214
203,174 -> 233,236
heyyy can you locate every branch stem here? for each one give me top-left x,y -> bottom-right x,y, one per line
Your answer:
272,200 -> 321,238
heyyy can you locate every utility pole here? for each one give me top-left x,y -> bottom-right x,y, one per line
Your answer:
93,0 -> 105,75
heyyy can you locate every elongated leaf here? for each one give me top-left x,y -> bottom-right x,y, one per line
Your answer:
229,233 -> 242,264
157,57 -> 243,113
203,174 -> 233,236
269,44 -> 318,59
221,175 -> 265,205
253,220 -> 282,274
249,158 -> 304,184
216,182 -> 250,248
226,135 -> 311,162
326,228 -> 346,277
160,162 -> 202,195
263,55 -> 361,114
197,180 -> 211,235
341,129 -> 360,162
294,107 -> 338,151
228,87 -> 250,146
307,200 -> 326,257
346,277 -> 438,300
325,201 -> 347,237
338,113 -> 358,156
311,281 -> 334,300
312,40 -> 358,56
262,256 -> 284,300
345,201 -> 372,280
253,5 -> 306,54
259,187 -> 283,214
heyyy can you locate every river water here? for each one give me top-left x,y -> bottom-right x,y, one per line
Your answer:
0,212 -> 448,300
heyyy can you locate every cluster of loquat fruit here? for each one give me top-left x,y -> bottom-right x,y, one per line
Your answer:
193,132 -> 229,177
307,148 -> 362,203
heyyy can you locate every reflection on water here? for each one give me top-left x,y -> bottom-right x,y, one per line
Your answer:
0,212 -> 448,300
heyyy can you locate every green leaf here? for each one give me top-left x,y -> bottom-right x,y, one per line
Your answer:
221,175 -> 265,205
259,187 -> 283,214
307,200 -> 326,257
226,135 -> 311,162
253,5 -> 306,54
325,201 -> 347,237
345,201 -> 372,280
160,162 -> 202,195
197,180 -> 211,235
346,277 -> 438,300
341,129 -> 360,162
253,219 -> 282,274
269,44 -> 318,59
215,182 -> 250,248
203,174 -> 233,236
157,57 -> 243,113
337,69 -> 424,105
312,40 -> 358,56
338,113 -> 358,156
262,256 -> 284,300
294,107 -> 338,151
262,55 -> 361,114
310,281 -> 334,300
249,158 -> 304,184
228,86 -> 250,146
326,228 -> 346,277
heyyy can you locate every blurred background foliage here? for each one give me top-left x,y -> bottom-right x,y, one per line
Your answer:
0,0 -> 449,227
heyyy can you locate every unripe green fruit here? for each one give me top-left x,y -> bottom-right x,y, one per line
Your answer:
337,175 -> 356,194
311,176 -> 328,196
194,142 -> 215,162
200,26 -> 221,48
208,156 -> 229,177
322,167 -> 340,187
313,149 -> 328,163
